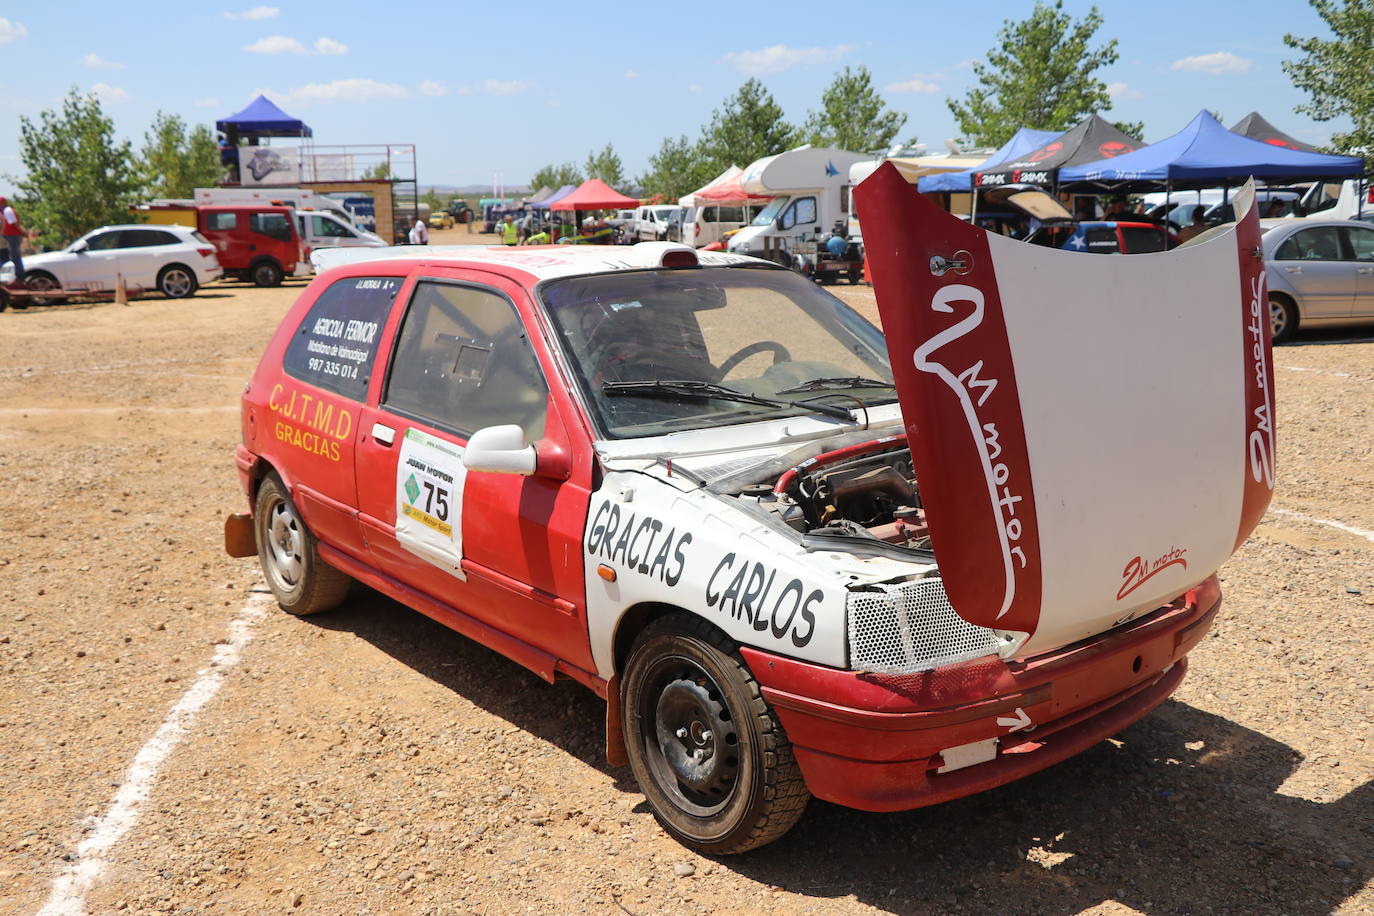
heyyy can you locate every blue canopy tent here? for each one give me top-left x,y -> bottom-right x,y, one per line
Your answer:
528,184 -> 576,210
216,94 -> 312,142
1059,110 -> 1364,192
917,128 -> 1061,193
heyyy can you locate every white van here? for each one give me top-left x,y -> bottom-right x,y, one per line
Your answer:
296,209 -> 387,251
726,146 -> 869,264
635,205 -> 682,242
679,203 -> 766,248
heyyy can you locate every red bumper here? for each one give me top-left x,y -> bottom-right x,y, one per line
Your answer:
741,576 -> 1221,812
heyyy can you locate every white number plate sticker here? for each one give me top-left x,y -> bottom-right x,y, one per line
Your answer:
395,428 -> 467,579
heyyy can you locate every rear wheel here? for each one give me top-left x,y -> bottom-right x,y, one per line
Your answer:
251,259 -> 284,287
253,473 -> 351,615
1269,294 -> 1298,344
157,264 -> 198,299
621,614 -> 809,854
847,267 -> 863,284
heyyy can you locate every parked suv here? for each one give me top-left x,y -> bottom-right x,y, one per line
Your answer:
1026,219 -> 1179,254
5,224 -> 221,301
198,205 -> 306,286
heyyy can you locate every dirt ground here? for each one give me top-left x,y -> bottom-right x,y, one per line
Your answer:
1,229 -> 1371,916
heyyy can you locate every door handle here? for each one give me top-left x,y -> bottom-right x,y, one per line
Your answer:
1358,267 -> 1374,275
1282,266 -> 1302,273
371,422 -> 396,446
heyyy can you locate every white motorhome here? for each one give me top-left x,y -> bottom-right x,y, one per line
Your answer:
725,146 -> 869,264
193,187 -> 357,227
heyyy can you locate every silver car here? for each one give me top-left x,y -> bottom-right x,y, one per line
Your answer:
1262,218 -> 1374,342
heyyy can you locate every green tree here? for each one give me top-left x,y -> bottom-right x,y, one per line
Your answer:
530,161 -> 582,190
422,187 -> 444,211
10,88 -> 143,248
583,143 -> 625,188
361,161 -> 392,180
636,134 -> 716,203
803,66 -> 908,153
139,111 -> 222,199
1284,0 -> 1374,154
699,78 -> 798,173
947,1 -> 1120,147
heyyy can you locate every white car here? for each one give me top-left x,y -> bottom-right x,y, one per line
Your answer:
4,224 -> 222,300
296,210 -> 387,251
635,205 -> 682,242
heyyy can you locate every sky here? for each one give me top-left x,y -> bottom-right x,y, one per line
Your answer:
0,0 -> 1355,196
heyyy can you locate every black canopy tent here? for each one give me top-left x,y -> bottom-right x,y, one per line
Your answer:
1228,111 -> 1317,153
972,115 -> 1145,191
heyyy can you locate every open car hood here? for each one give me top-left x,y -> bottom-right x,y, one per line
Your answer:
856,163 -> 1274,654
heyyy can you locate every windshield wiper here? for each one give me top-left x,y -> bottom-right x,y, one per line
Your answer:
601,379 -> 854,421
775,375 -> 896,395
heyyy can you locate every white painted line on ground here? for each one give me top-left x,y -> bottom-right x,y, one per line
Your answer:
1270,507 -> 1374,544
0,406 -> 237,416
33,588 -> 272,916
1277,364 -> 1374,384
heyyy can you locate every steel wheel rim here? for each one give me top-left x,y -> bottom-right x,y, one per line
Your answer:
639,655 -> 740,817
1269,299 -> 1288,338
162,269 -> 192,297
264,497 -> 304,588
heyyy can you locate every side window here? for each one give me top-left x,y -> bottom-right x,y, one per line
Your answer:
795,197 -> 817,226
309,215 -> 329,237
383,281 -> 548,442
250,212 -> 292,242
205,212 -> 237,231
85,231 -> 124,251
1343,226 -> 1374,261
281,276 -> 401,401
1121,226 -> 1168,253
1276,227 -> 1343,261
778,201 -> 798,231
121,229 -> 178,248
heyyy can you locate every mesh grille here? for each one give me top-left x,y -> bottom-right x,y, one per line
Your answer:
847,577 -> 1002,674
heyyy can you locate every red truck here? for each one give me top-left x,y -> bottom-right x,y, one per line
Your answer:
142,203 -> 307,287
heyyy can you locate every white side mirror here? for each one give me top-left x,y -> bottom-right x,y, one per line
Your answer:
71,241 -> 88,253
464,424 -> 536,476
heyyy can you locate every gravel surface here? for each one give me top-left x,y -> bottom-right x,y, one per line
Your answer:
1,232 -> 1370,915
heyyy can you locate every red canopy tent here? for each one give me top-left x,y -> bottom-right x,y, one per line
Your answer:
694,171 -> 771,203
550,179 -> 640,211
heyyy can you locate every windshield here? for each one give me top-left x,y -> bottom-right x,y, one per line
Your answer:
540,266 -> 894,439
751,196 -> 790,226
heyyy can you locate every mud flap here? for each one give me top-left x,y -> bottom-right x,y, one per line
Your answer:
855,164 -> 1274,654
224,512 -> 256,558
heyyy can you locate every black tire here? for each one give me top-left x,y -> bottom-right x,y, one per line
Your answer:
24,271 -> 63,306
847,267 -> 862,284
0,287 -> 8,312
157,263 -> 198,299
251,259 -> 284,288
253,473 -> 351,615
621,614 -> 809,855
1269,294 -> 1298,344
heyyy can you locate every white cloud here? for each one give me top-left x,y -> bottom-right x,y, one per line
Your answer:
456,84 -> 472,96
624,70 -> 638,80
314,36 -> 348,55
260,79 -> 410,106
244,35 -> 307,54
90,83 -> 128,102
483,79 -> 532,96
1106,81 -> 1143,101
224,5 -> 279,20
688,84 -> 702,93
885,77 -> 940,94
0,17 -> 28,43
83,52 -> 124,70
194,98 -> 221,108
722,43 -> 855,76
1169,51 -> 1252,75
417,80 -> 447,97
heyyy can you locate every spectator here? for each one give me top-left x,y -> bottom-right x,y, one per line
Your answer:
1178,209 -> 1208,243
502,214 -> 519,246
0,196 -> 25,283
408,216 -> 429,245
524,225 -> 550,245
1104,197 -> 1130,219
1265,199 -> 1287,218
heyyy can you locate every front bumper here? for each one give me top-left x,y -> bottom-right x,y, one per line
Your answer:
741,575 -> 1221,812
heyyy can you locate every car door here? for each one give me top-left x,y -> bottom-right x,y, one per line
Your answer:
66,229 -> 125,290
1272,225 -> 1357,319
353,271 -> 595,670
117,228 -> 176,287
1342,224 -> 1374,317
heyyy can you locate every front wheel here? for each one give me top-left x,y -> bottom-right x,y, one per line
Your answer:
621,614 -> 809,854
251,259 -> 284,287
253,473 -> 351,615
157,264 -> 198,299
24,271 -> 63,306
1269,295 -> 1298,344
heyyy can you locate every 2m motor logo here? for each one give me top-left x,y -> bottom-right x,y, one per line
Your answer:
1116,547 -> 1188,601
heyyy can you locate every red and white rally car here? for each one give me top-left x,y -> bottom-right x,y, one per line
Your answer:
225,167 -> 1275,854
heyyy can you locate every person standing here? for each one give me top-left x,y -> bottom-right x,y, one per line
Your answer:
0,196 -> 24,284
408,216 -> 429,245
502,213 -> 519,246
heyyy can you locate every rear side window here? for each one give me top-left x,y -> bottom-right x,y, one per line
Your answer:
1276,227 -> 1343,261
250,212 -> 293,242
1121,226 -> 1169,253
282,276 -> 401,401
1343,225 -> 1374,261
122,229 -> 180,248
204,212 -> 237,231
